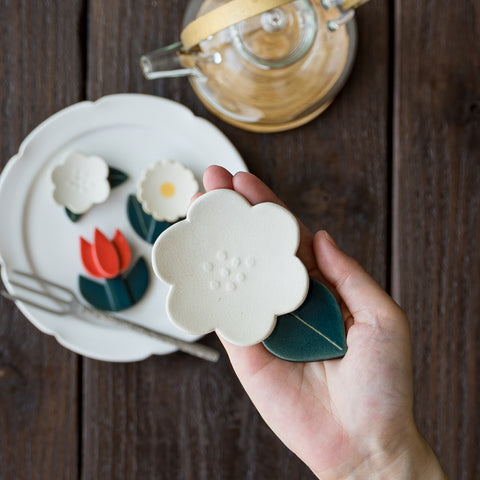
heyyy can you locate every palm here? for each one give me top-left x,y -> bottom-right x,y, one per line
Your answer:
220,300 -> 413,477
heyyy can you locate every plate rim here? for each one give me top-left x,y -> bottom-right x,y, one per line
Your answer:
0,93 -> 247,362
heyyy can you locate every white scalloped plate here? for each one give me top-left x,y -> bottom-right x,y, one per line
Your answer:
0,94 -> 247,362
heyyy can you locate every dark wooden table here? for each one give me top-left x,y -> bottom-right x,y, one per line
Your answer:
0,1 -> 478,479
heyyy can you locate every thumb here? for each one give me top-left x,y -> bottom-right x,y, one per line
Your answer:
313,231 -> 405,328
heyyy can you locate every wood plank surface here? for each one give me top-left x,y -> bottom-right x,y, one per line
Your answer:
392,1 -> 480,479
1,0 -> 477,478
0,1 -> 84,479
82,1 -> 389,479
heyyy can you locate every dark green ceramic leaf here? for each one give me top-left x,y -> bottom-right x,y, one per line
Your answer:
79,275 -> 112,311
79,258 -> 149,312
263,277 -> 347,362
104,276 -> 133,311
108,167 -> 129,188
127,194 -> 171,244
124,257 -> 149,303
79,275 -> 132,311
65,208 -> 82,222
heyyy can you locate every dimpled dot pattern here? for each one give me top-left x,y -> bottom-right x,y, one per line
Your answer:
202,250 -> 255,292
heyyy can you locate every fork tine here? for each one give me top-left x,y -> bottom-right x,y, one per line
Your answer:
13,270 -> 75,298
8,279 -> 72,306
1,290 -> 66,315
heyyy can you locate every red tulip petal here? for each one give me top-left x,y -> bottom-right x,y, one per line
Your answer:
80,237 -> 104,278
92,228 -> 120,279
113,229 -> 132,273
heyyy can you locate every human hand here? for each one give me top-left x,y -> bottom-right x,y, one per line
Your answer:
202,165 -> 446,480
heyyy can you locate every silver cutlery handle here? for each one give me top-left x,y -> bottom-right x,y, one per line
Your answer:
84,307 -> 220,362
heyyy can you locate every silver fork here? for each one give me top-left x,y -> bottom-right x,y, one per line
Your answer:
0,270 -> 220,363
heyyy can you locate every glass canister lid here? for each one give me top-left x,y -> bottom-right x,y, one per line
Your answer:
188,0 -> 357,132
230,1 -> 318,69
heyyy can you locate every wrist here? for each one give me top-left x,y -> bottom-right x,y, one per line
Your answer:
346,430 -> 447,480
311,426 -> 447,480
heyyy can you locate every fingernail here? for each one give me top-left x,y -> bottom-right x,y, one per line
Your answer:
322,230 -> 338,248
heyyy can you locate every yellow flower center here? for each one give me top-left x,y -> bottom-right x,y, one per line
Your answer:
159,182 -> 176,198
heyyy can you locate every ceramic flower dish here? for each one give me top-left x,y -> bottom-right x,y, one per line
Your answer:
137,160 -> 199,222
153,188 -> 309,346
52,151 -> 111,214
152,189 -> 347,360
51,151 -> 129,222
126,160 -> 199,245
79,228 -> 149,312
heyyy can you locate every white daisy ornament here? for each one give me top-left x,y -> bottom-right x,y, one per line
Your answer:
137,160 -> 199,222
151,189 -> 309,347
51,151 -> 111,214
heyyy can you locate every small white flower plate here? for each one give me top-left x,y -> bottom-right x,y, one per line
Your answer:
137,160 -> 199,222
0,94 -> 247,362
51,151 -> 111,214
152,189 -> 309,347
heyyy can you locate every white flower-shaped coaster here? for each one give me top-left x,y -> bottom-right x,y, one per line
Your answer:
137,160 -> 199,222
152,189 -> 309,346
51,151 -> 111,214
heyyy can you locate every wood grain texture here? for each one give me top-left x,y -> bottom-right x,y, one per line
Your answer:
81,337 -> 314,479
83,1 -> 389,479
1,0 -> 477,478
392,1 -> 480,478
0,1 -> 83,479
